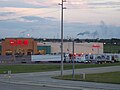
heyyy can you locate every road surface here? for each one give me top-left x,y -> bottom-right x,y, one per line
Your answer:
0,82 -> 78,90
0,66 -> 120,90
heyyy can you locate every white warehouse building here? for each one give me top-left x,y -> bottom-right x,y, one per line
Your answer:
37,42 -> 103,54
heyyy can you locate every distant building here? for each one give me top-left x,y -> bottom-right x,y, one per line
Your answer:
0,38 -> 103,55
1,38 -> 38,55
38,42 -> 103,54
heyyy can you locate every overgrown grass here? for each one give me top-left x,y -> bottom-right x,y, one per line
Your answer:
55,71 -> 120,84
0,62 -> 120,74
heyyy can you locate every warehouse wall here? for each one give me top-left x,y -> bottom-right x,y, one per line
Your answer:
37,42 -> 103,54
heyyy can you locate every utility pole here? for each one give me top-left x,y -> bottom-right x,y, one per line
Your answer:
59,0 -> 66,76
72,39 -> 75,79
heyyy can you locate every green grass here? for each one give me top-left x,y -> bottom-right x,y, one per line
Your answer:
104,44 -> 120,53
0,64 -> 60,74
55,71 -> 120,84
0,62 -> 120,74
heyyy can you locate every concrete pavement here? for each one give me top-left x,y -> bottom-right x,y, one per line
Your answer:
0,66 -> 120,90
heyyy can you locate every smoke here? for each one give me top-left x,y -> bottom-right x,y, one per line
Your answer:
91,30 -> 99,39
76,21 -> 117,39
77,31 -> 90,36
77,30 -> 100,39
99,20 -> 108,38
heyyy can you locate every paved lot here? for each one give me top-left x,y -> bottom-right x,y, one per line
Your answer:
0,66 -> 120,90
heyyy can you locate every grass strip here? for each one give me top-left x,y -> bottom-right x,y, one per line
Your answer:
0,62 -> 120,74
54,71 -> 120,84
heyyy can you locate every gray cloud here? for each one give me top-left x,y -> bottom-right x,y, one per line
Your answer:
0,0 -> 57,8
88,1 -> 120,6
0,0 -> 47,8
0,12 -> 15,16
88,1 -> 120,10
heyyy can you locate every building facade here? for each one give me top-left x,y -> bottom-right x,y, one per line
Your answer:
0,38 -> 103,55
38,42 -> 103,54
1,38 -> 38,55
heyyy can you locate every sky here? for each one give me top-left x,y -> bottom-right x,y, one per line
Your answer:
0,0 -> 120,39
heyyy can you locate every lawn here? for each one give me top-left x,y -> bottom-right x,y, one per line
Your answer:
0,62 -> 120,74
55,71 -> 120,84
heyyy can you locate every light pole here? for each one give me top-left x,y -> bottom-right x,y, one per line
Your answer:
72,39 -> 75,79
97,38 -> 100,54
71,34 -> 81,79
114,42 -> 116,53
59,0 -> 66,76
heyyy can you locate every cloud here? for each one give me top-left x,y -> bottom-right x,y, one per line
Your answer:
0,0 -> 9,1
87,0 -> 120,10
0,0 -> 120,39
0,0 -> 60,8
22,16 -> 42,20
65,0 -> 120,10
63,21 -> 120,39
0,0 -> 55,8
0,16 -> 58,29
0,16 -> 120,39
15,18 -> 38,23
24,0 -> 60,6
0,7 -> 55,21
44,17 -> 56,20
0,0 -> 120,10
0,12 -> 15,16
0,15 -> 59,38
23,0 -> 50,8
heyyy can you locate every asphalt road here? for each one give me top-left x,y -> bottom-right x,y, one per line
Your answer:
0,82 -> 76,90
0,66 -> 120,90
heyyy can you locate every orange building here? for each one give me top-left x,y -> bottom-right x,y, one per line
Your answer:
1,38 -> 38,55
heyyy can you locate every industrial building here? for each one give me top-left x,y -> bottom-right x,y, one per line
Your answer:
1,38 -> 38,55
0,38 -> 103,56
